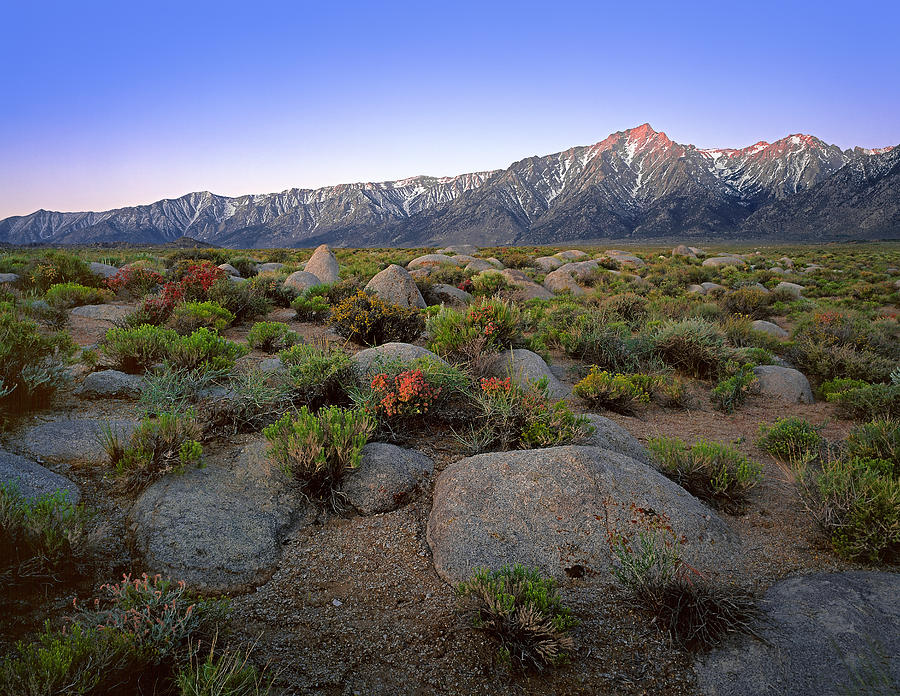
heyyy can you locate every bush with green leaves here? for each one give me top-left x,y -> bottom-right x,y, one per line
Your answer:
263,406 -> 373,502
245,272 -> 297,308
291,285 -> 332,322
330,290 -> 424,346
470,270 -> 510,297
718,287 -> 772,319
711,364 -> 757,413
825,382 -> 900,420
0,484 -> 92,581
206,277 -> 271,322
647,436 -> 763,511
227,256 -> 259,278
165,327 -> 249,373
19,252 -> 102,293
559,312 -> 648,373
101,324 -> 178,373
757,417 -> 823,463
456,564 -> 576,670
573,368 -> 654,413
601,292 -> 649,327
844,420 -> 900,476
177,636 -> 273,696
167,301 -> 234,335
427,298 -> 522,366
44,282 -> 113,309
279,341 -> 354,405
247,321 -> 300,352
651,318 -> 730,378
102,410 -> 203,492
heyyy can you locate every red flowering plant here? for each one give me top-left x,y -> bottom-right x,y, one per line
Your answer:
370,369 -> 441,418
106,266 -> 164,298
171,261 -> 227,302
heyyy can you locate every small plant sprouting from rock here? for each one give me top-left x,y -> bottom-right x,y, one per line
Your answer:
456,564 -> 577,670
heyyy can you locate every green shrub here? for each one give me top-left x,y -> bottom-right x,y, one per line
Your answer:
245,273 -> 296,308
168,301 -> 234,335
45,282 -> 113,309
602,292 -> 648,327
559,312 -> 647,373
330,291 -> 424,346
196,370 -> 295,435
719,287 -> 772,319
711,364 -> 757,413
427,298 -> 522,367
165,328 -> 248,373
20,252 -> 101,293
227,256 -> 259,278
652,318 -> 729,378
826,383 -> 900,420
497,251 -> 533,269
101,324 -> 178,373
821,377 -> 870,400
0,484 -> 92,580
206,277 -> 271,322
291,285 -> 332,322
279,341 -> 354,405
263,406 -> 373,501
139,367 -> 227,416
757,417 -> 823,463
247,321 -> 299,352
102,411 -> 203,492
647,436 -> 763,511
177,637 -> 273,696
470,271 -> 510,297
573,368 -> 653,413
844,420 -> 900,476
456,565 -> 576,670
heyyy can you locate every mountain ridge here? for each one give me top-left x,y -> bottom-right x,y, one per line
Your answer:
2,124 -> 897,247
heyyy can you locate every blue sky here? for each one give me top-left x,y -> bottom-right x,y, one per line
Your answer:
1,0 -> 898,218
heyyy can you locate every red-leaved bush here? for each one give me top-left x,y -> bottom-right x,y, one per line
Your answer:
370,370 -> 441,418
106,267 -> 164,298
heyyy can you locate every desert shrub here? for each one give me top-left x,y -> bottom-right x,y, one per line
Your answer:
457,377 -> 591,452
263,406 -> 373,501
0,303 -> 75,413
291,285 -> 332,322
247,321 -> 300,352
170,260 -> 228,301
602,292 -> 648,327
139,367 -> 228,416
245,272 -> 296,308
456,565 -> 576,670
719,287 -> 772,319
101,324 -> 178,373
168,301 -> 234,335
470,271 -> 510,297
330,291 -> 424,346
820,377 -> 870,400
199,371 -> 295,435
167,248 -> 230,266
647,436 -> 762,511
844,420 -> 900,475
45,282 -> 113,309
611,527 -> 758,650
498,251 -> 533,269
427,298 -> 522,368
710,364 -> 757,413
757,417 -> 823,463
206,277 -> 271,322
0,484 -> 92,581
227,256 -> 259,278
279,341 -> 354,405
826,383 -> 900,420
106,266 -> 164,298
177,636 -> 273,696
102,410 -> 202,492
719,314 -> 783,352
573,368 -> 654,414
367,369 -> 442,419
651,318 -> 730,379
165,328 -> 248,373
561,313 -> 649,373
19,252 -> 101,293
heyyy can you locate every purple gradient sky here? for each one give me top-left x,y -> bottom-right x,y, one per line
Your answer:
1,0 -> 898,219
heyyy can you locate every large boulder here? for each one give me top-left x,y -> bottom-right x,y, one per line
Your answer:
304,244 -> 340,283
702,256 -> 746,268
255,262 -> 284,274
543,269 -> 585,296
554,250 -> 590,261
582,414 -> 650,465
558,260 -> 600,282
218,263 -> 241,276
12,418 -> 138,466
464,259 -> 496,273
0,450 -> 81,504
70,304 -> 132,323
774,281 -> 804,298
499,269 -> 554,300
351,343 -> 447,384
89,262 -> 119,279
341,443 -> 434,515
700,281 -> 726,293
427,283 -> 472,308
428,446 -> 738,584
438,244 -> 479,256
751,320 -> 789,339
534,256 -> 564,273
283,270 -> 321,294
75,370 -> 144,399
695,572 -> 900,696
672,245 -> 697,258
603,250 -> 646,268
482,349 -> 569,399
407,254 -> 459,270
129,440 -> 310,594
752,365 -> 814,404
365,265 -> 426,309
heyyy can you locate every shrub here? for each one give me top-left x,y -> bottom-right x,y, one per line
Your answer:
279,341 -> 354,405
826,383 -> 900,420
573,368 -> 653,413
844,420 -> 900,476
207,277 -> 271,322
368,369 -> 441,419
139,367 -> 227,416
757,417 -> 823,463
719,287 -> 772,319
0,484 -> 92,581
470,271 -> 510,297
20,252 -> 100,293
102,411 -> 203,492
227,256 -> 259,278
168,301 -> 234,335
652,318 -> 729,378
177,636 -> 273,696
170,260 -> 228,301
647,436 -> 763,511
602,292 -> 648,327
497,251 -> 533,269
559,313 -> 647,373
44,282 -> 113,309
330,291 -> 424,346
456,565 -> 576,670
263,406 -> 373,502
106,266 -> 164,298
711,364 -> 757,413
427,298 -> 522,364
245,273 -> 296,308
291,285 -> 332,322
247,321 -> 300,352
821,377 -> 870,400
165,328 -> 248,373
457,377 -> 591,452
101,324 -> 178,373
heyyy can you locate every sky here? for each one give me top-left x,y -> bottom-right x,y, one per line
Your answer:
1,0 -> 898,219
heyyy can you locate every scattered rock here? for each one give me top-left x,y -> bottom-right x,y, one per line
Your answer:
258,357 -> 285,374
427,284 -> 472,307
777,256 -> 795,269
256,262 -> 284,274
70,304 -> 132,323
451,254 -> 479,267
342,443 -> 434,515
464,259 -> 495,273
0,450 -> 81,504
351,343 -> 447,383
802,265 -> 824,274
770,266 -> 787,275
557,260 -> 600,282
218,263 -> 241,276
406,254 -> 459,270
364,265 -> 426,309
283,270 -> 321,294
774,281 -> 804,298
603,250 -> 646,268
0,273 -> 19,284
554,250 -> 590,261
687,284 -> 706,294
751,320 -> 788,339
89,262 -> 120,278
672,245 -> 697,258
702,256 -> 746,268
482,349 -> 569,399
13,418 -> 138,466
500,269 -> 554,300
427,446 -> 738,584
695,571 -> 900,696
534,256 -> 564,272
75,370 -> 144,399
752,365 -> 814,404
482,257 -> 504,269
544,269 -> 585,296
700,282 -> 726,293
582,414 -> 650,465
229,275 -> 247,283
438,244 -> 479,256
129,440 -> 309,594
688,246 -> 706,257
304,244 -> 340,283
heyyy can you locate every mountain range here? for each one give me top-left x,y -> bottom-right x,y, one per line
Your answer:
2,124 -> 897,247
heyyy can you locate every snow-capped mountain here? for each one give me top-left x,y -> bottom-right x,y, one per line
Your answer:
1,124 -> 896,246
